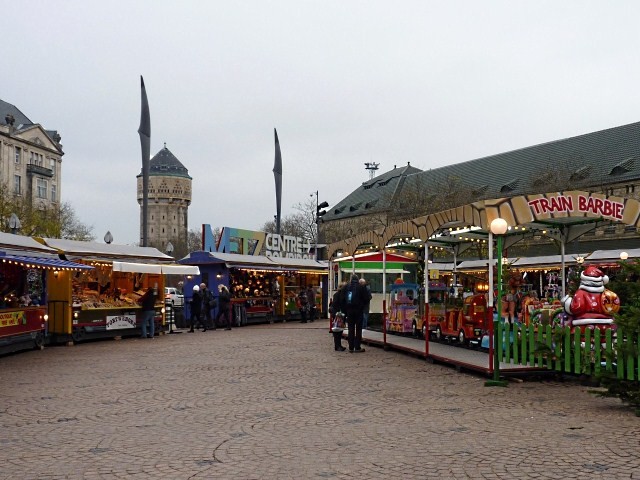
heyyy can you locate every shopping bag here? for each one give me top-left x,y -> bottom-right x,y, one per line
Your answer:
331,313 -> 345,332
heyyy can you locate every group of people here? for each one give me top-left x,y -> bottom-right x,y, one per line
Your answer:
297,285 -> 318,323
330,275 -> 372,352
189,283 -> 233,332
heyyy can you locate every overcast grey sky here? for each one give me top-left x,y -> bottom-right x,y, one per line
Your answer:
4,1 -> 640,245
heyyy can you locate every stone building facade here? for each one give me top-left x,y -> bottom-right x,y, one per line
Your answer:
136,145 -> 192,254
0,100 -> 63,212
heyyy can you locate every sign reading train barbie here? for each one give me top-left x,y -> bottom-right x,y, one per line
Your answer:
528,194 -> 624,220
203,225 -> 312,259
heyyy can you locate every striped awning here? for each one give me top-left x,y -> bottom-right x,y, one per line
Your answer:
0,253 -> 93,270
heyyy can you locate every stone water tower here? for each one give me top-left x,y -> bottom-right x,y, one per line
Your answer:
137,144 -> 192,254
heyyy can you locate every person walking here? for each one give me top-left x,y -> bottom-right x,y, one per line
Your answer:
359,278 -> 372,329
200,282 -> 215,331
345,274 -> 369,352
139,287 -> 157,339
306,285 -> 316,322
216,284 -> 233,330
189,284 -> 202,333
330,282 -> 348,351
298,288 -> 308,323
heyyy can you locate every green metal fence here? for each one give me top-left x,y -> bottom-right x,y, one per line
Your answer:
496,323 -> 640,380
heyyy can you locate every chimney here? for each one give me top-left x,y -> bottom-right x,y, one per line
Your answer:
5,114 -> 15,134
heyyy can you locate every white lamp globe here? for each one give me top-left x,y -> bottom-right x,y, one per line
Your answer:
490,217 -> 508,235
620,251 -> 629,260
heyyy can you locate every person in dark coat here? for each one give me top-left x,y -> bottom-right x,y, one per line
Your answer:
306,285 -> 316,322
200,282 -> 215,331
139,287 -> 157,339
298,288 -> 308,323
359,278 -> 372,329
330,282 -> 348,351
216,284 -> 232,330
345,274 -> 369,352
189,285 -> 202,333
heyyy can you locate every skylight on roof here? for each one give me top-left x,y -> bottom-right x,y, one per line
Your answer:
609,157 -> 635,176
570,165 -> 592,181
500,179 -> 519,193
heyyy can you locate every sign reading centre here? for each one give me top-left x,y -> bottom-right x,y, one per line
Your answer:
203,225 -> 312,259
265,233 -> 311,259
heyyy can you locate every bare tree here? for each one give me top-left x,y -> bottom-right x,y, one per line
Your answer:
0,180 -> 94,240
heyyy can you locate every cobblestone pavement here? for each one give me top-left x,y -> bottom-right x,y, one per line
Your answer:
0,322 -> 639,480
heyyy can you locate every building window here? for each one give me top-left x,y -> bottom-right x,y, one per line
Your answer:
37,178 -> 48,198
15,147 -> 21,163
51,184 -> 57,202
14,175 -> 21,194
50,159 -> 56,177
30,151 -> 44,166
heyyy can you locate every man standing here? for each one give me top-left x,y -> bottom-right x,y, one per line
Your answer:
139,287 -> 157,339
306,285 -> 316,322
216,284 -> 233,330
189,285 -> 202,333
345,274 -> 369,352
298,288 -> 308,323
359,278 -> 372,329
200,282 -> 215,331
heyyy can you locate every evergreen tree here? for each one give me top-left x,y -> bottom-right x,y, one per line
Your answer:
596,259 -> 640,415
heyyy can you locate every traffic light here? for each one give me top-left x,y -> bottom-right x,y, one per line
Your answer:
316,201 -> 329,223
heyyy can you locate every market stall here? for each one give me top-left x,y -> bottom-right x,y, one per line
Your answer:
38,238 -> 196,343
0,232 -> 92,353
178,251 -> 328,325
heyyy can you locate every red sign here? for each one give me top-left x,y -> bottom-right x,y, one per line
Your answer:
528,194 -> 624,220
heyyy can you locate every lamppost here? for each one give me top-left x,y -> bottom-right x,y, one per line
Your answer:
166,241 -> 174,257
104,231 -> 113,244
486,217 -> 509,387
312,190 -> 329,261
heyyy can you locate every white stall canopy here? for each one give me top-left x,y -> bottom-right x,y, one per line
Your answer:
112,261 -> 199,275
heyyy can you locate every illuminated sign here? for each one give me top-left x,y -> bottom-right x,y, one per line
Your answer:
105,314 -> 137,330
265,233 -> 312,259
203,225 -> 312,258
527,194 -> 624,220
0,311 -> 26,328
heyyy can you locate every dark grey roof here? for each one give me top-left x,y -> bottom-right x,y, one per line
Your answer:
0,99 -> 33,127
140,145 -> 192,179
327,121 -> 640,222
322,163 -> 423,221
410,121 -> 640,198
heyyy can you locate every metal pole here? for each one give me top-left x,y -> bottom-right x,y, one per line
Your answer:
424,241 -> 429,357
486,229 -> 508,387
494,235 -> 503,382
560,239 -> 566,298
314,190 -> 319,261
487,231 -> 494,374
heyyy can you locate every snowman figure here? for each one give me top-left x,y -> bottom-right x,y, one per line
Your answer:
561,265 -> 619,329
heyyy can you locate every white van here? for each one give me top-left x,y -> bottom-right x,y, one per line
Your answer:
164,287 -> 184,307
